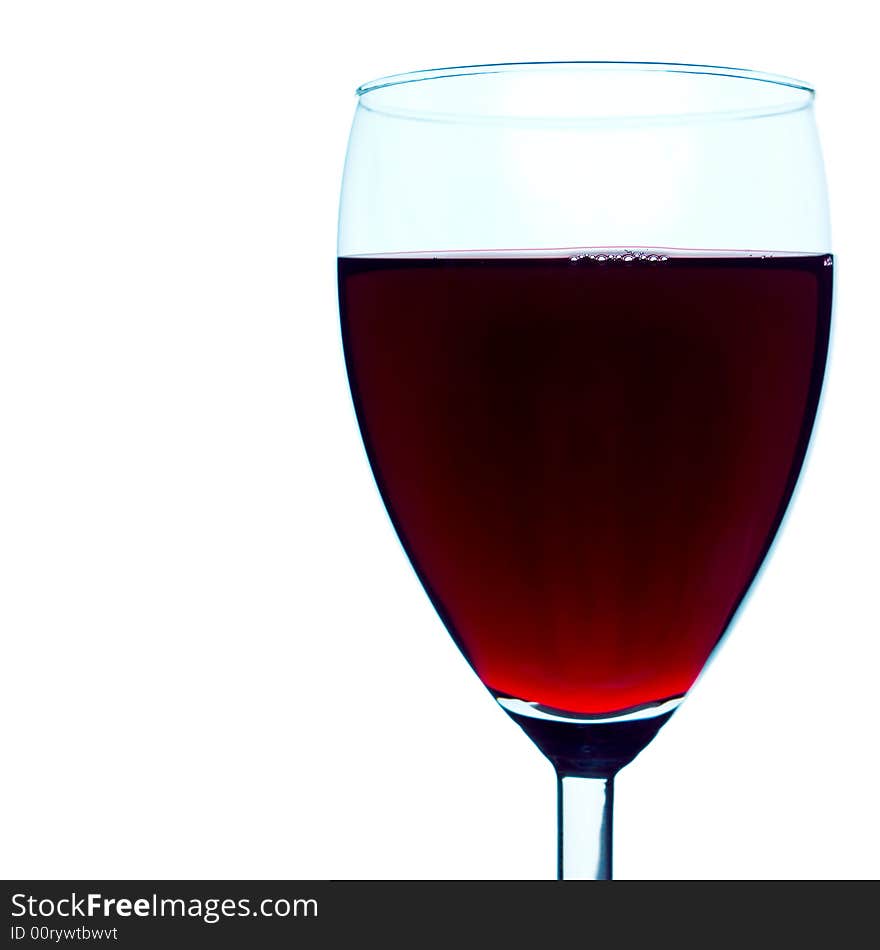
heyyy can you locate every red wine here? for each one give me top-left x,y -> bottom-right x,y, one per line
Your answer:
339,251 -> 832,715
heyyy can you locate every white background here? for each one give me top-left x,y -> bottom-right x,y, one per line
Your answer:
1,1 -> 877,880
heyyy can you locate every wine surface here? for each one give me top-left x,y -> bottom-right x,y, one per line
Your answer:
338,252 -> 832,715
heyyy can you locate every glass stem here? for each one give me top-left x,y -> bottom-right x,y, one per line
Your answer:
557,773 -> 614,880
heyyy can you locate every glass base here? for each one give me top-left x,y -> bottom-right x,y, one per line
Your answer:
496,694 -> 682,778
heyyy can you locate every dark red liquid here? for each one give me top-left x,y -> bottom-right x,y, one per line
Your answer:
339,252 -> 832,715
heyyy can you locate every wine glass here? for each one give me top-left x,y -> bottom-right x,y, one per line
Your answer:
336,62 -> 832,880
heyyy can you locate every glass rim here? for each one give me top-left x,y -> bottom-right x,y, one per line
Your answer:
357,61 -> 815,98
355,61 -> 815,124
